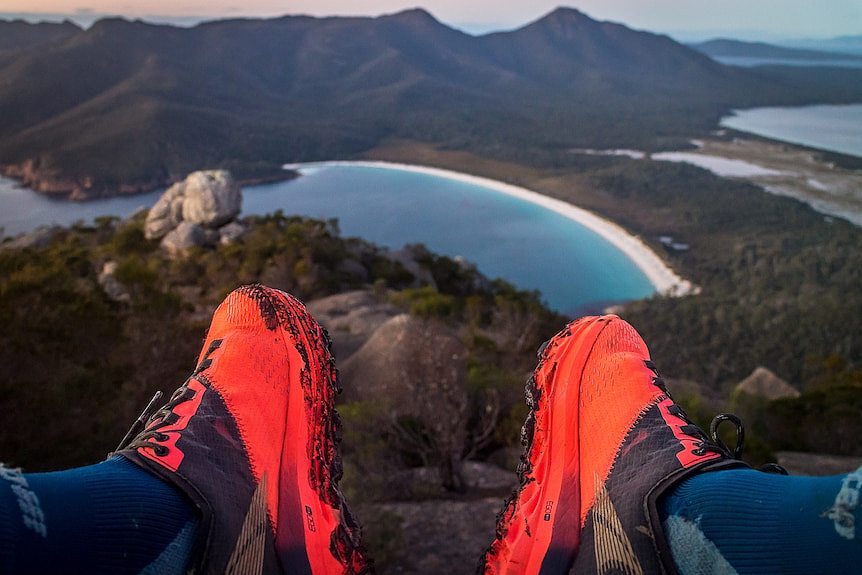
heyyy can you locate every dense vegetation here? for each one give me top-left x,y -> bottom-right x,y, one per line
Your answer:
2,8 -> 862,196
566,160 -> 862,460
359,142 -> 862,465
555,160 -> 862,387
0,214 -> 560,472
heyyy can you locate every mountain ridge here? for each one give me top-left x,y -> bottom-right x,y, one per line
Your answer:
0,19 -> 81,53
1,7 -> 861,198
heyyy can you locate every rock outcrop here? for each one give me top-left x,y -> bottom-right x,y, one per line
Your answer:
160,222 -> 210,258
0,225 -> 61,250
307,290 -> 401,361
180,171 -> 242,228
374,498 -> 501,575
339,313 -> 471,491
735,366 -> 799,401
144,170 -> 245,256
216,221 -> 247,246
339,314 -> 467,408
145,184 -> 185,239
97,261 -> 131,303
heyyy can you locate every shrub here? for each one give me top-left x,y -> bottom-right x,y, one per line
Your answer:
392,286 -> 455,319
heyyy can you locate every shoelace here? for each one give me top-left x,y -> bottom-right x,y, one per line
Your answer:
113,339 -> 222,456
644,359 -> 788,475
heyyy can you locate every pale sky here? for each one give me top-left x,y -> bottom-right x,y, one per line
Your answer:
1,1 -> 861,40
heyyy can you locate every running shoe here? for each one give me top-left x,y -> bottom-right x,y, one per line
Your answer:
114,284 -> 371,574
480,315 -> 746,575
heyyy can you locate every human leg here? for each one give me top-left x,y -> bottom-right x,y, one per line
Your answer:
661,466 -> 862,574
1,284 -> 371,574
480,315 -> 860,574
0,456 -> 196,574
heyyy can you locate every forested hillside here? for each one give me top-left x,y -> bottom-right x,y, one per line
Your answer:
2,8 -> 862,197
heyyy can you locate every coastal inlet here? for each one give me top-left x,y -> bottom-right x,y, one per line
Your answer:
1,163 -> 694,315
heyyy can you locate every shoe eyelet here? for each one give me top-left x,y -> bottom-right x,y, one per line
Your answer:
154,445 -> 169,456
155,432 -> 170,442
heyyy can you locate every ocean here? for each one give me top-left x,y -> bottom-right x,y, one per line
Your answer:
721,104 -> 862,158
0,164 -> 656,315
712,56 -> 862,69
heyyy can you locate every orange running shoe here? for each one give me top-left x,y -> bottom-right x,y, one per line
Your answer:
480,315 -> 745,575
114,284 -> 371,574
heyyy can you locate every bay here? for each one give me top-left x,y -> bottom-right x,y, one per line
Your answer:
0,164 -> 657,315
0,179 -> 161,237
721,104 -> 862,158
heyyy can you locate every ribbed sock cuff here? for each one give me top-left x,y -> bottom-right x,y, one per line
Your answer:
0,456 -> 198,574
661,467 -> 862,575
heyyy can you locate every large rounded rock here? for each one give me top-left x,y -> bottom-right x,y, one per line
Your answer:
339,314 -> 467,412
307,290 -> 400,361
144,170 -> 242,240
217,221 -> 248,245
181,170 -> 241,228
160,221 -> 208,258
144,182 -> 186,240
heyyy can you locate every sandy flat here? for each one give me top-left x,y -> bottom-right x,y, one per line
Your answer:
652,151 -> 787,178
284,160 -> 697,297
570,148 -> 646,160
655,139 -> 862,226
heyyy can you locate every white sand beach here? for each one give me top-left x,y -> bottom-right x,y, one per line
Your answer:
284,160 -> 697,297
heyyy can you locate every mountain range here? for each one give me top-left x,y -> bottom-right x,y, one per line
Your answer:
0,19 -> 80,53
1,8 -> 861,198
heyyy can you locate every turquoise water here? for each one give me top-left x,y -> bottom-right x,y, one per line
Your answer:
0,165 -> 656,315
244,165 -> 654,314
721,104 -> 862,158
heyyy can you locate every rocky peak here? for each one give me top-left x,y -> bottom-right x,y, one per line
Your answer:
528,6 -> 597,33
383,8 -> 439,25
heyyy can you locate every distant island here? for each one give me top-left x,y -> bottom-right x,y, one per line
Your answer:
1,7 -> 862,198
691,38 -> 862,62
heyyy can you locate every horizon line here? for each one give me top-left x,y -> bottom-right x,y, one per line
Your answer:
1,8 -> 858,42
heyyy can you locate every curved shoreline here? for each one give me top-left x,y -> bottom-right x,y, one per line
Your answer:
284,160 -> 697,297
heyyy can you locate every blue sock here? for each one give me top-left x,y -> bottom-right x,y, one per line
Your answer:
660,466 -> 862,575
0,456 -> 198,574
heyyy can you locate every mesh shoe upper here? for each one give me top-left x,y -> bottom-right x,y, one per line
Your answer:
481,315 -> 744,575
115,284 -> 370,575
